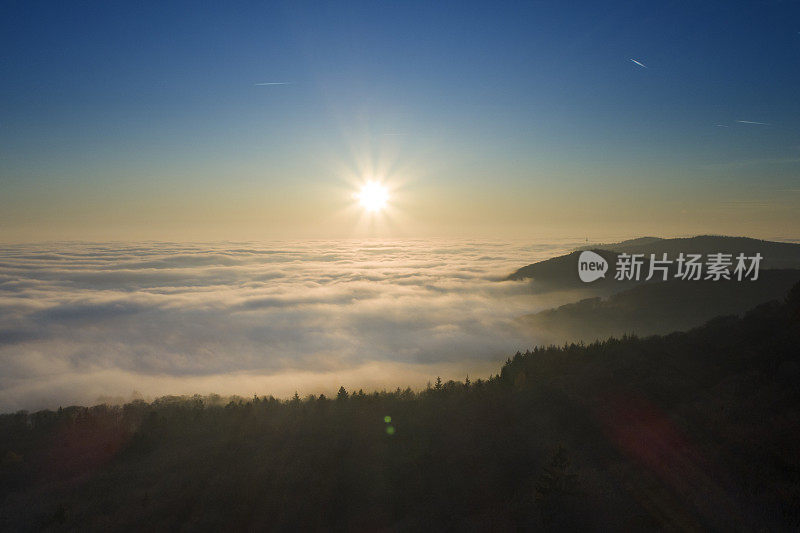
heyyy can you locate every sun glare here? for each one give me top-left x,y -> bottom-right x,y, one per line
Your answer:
356,182 -> 389,212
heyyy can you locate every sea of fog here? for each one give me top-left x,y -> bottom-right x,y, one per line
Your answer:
0,239 -> 587,411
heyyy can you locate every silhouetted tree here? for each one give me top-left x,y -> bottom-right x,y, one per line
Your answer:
535,446 -> 578,527
787,280 -> 800,324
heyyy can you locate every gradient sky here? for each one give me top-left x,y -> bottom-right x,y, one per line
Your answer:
2,1 -> 799,241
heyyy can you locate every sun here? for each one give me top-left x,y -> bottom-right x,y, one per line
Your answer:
356,181 -> 389,212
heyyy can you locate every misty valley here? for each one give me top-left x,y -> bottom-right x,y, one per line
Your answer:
2,236 -> 800,530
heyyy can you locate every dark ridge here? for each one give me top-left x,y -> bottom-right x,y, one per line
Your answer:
507,235 -> 800,284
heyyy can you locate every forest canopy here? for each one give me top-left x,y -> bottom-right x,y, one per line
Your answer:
2,282 -> 799,531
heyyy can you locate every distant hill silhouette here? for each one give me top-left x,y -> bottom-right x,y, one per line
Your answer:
2,283 -> 799,530
509,236 -> 800,343
507,235 -> 800,289
583,236 -> 800,266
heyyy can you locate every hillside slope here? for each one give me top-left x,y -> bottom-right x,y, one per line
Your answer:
520,269 -> 800,344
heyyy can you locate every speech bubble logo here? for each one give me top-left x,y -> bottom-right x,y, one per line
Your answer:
577,250 -> 608,283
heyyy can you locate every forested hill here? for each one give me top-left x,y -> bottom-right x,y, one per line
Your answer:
1,284 -> 799,531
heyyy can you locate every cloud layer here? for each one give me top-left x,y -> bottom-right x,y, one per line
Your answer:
0,240 -> 580,411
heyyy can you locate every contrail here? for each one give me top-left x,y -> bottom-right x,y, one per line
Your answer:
630,59 -> 647,68
254,82 -> 292,86
736,120 -> 770,125
714,124 -> 729,128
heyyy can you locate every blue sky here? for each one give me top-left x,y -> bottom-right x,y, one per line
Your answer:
1,0 -> 799,240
